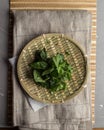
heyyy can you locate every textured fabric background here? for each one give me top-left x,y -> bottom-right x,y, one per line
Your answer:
9,0 -> 96,125
11,10 -> 92,130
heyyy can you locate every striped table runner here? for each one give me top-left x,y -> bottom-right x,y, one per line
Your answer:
9,0 -> 96,124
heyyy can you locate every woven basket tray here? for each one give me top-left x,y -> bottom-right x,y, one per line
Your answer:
17,33 -> 87,104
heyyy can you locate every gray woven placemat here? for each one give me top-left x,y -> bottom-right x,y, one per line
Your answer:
9,10 -> 92,130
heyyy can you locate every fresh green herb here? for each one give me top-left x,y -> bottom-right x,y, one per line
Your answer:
29,61 -> 48,70
40,48 -> 47,61
33,70 -> 45,83
29,48 -> 72,92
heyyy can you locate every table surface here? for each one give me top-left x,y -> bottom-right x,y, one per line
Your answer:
0,128 -> 103,130
0,0 -> 104,128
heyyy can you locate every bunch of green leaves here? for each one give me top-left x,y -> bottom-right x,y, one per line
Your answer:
29,48 -> 72,92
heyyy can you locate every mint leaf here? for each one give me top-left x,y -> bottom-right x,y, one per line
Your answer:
33,70 -> 45,83
30,61 -> 48,70
52,54 -> 64,68
40,48 -> 47,61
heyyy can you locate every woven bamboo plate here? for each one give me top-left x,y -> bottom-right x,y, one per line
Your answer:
17,33 -> 87,104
